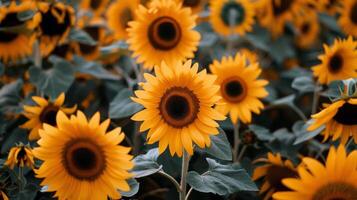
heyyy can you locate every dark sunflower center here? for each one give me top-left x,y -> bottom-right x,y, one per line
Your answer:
17,147 -> 27,160
159,87 -> 200,128
183,0 -> 201,7
120,8 -> 133,29
39,105 -> 59,126
350,3 -> 357,24
79,44 -> 97,55
272,0 -> 293,16
221,1 -> 245,26
148,17 -> 182,50
90,0 -> 102,10
40,6 -> 71,36
266,165 -> 297,191
63,139 -> 105,180
0,13 -> 23,42
333,103 -> 357,125
52,44 -> 71,58
301,23 -> 310,33
328,53 -> 343,73
221,76 -> 247,103
312,182 -> 357,200
79,26 -> 99,55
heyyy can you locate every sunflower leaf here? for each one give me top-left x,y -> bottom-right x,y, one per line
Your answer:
294,120 -> 325,145
69,29 -> 97,46
29,56 -> 75,99
187,158 -> 258,195
17,10 -> 35,22
249,124 -> 273,142
132,148 -> 162,178
201,128 -> 232,161
120,178 -> 140,197
1,128 -> 28,154
73,56 -> 119,80
291,76 -> 315,93
0,79 -> 23,114
109,88 -> 143,119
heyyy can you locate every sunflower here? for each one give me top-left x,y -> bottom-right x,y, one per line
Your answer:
317,0 -> 342,15
209,0 -> 255,36
80,0 -> 110,16
131,60 -> 226,156
0,1 -> 41,64
5,144 -> 34,169
175,0 -> 207,14
0,190 -> 8,200
312,37 -> 357,84
107,0 -> 138,40
127,0 -> 200,70
21,93 -> 77,141
252,153 -> 298,200
209,53 -> 268,124
273,145 -> 357,200
239,48 -> 258,64
37,2 -> 75,56
72,19 -> 106,60
294,11 -> 320,49
339,0 -> 357,37
33,111 -> 134,199
307,98 -> 357,144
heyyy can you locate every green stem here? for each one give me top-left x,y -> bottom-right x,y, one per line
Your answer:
232,121 -> 240,162
18,167 -> 24,191
237,145 -> 247,162
179,151 -> 190,200
157,171 -> 181,193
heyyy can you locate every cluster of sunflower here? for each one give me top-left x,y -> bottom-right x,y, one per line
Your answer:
0,0 -> 356,199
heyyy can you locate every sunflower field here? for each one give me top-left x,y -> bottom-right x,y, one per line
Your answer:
0,0 -> 357,199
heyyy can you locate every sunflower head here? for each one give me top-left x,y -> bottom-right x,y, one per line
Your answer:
0,1 -> 41,63
127,0 -> 200,70
252,153 -> 298,199
210,53 -> 268,124
37,2 -> 75,56
5,144 -> 34,169
80,0 -> 110,16
210,0 -> 255,36
312,37 -> 357,84
175,0 -> 207,14
294,11 -> 320,49
107,0 -> 138,40
33,111 -> 134,199
273,145 -> 357,200
21,93 -> 77,140
339,0 -> 357,37
131,60 -> 226,156
307,98 -> 357,144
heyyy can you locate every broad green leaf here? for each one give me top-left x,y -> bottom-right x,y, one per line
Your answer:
120,178 -> 139,197
100,41 -> 128,55
201,128 -> 232,161
187,158 -> 258,196
16,183 -> 38,200
69,29 -> 97,46
291,76 -> 315,93
73,56 -> 119,80
319,13 -> 341,33
0,79 -> 23,114
269,36 -> 295,64
271,94 -> 295,106
132,148 -> 162,178
294,120 -> 325,145
248,125 -> 273,142
1,128 -> 28,154
109,88 -> 143,119
29,56 -> 75,99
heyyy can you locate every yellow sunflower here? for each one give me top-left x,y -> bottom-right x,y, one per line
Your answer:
307,98 -> 357,144
209,0 -> 255,36
127,0 -> 200,70
0,1 -> 41,64
317,0 -> 342,15
21,93 -> 77,141
33,111 -> 134,199
175,0 -> 207,14
209,53 -> 268,124
37,2 -> 75,56
252,153 -> 298,200
273,145 -> 357,200
5,144 -> 34,169
107,0 -> 138,40
294,11 -> 320,49
131,60 -> 226,156
339,0 -> 357,37
312,37 -> 357,84
239,48 -> 258,63
80,0 -> 110,16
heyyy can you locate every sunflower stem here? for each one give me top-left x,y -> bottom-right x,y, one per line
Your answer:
311,82 -> 321,114
233,121 -> 240,162
157,171 -> 181,193
18,167 -> 24,191
179,151 -> 190,200
237,144 -> 247,162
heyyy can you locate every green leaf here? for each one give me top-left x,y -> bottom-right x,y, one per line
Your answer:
132,148 -> 162,178
17,10 -> 35,21
29,56 -> 75,99
187,158 -> 258,196
201,128 -> 232,161
0,79 -> 23,114
319,13 -> 341,33
269,36 -> 295,64
294,120 -> 325,145
69,29 -> 97,46
1,128 -> 28,154
109,88 -> 143,119
100,41 -> 128,55
291,76 -> 315,93
248,124 -> 273,142
245,26 -> 270,51
73,56 -> 119,80
120,178 -> 139,197
16,183 -> 38,200
271,94 -> 295,106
